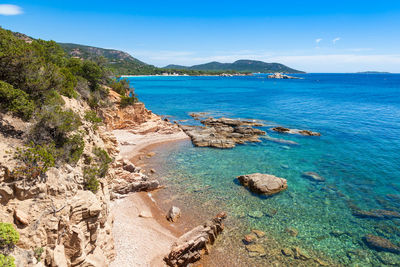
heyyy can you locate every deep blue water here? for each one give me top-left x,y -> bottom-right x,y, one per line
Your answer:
128,74 -> 400,266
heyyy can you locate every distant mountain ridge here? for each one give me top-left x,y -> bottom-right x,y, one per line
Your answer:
58,43 -> 158,74
164,59 -> 304,73
11,31 -> 304,75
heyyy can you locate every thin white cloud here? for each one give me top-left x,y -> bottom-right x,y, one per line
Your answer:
315,38 -> 322,44
0,4 -> 23,15
333,37 -> 341,44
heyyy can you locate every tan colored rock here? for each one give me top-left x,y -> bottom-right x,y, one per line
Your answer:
164,212 -> 226,266
237,173 -> 287,195
14,209 -> 29,226
251,229 -> 266,238
166,206 -> 181,222
53,245 -> 68,267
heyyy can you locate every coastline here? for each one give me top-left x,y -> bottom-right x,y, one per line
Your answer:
110,127 -> 191,266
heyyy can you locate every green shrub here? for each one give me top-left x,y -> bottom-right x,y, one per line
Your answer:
13,142 -> 56,181
0,81 -> 35,121
34,247 -> 44,262
84,110 -> 102,130
93,147 -> 112,177
61,134 -> 85,165
83,166 -> 100,193
0,223 -> 19,250
59,68 -> 78,98
32,106 -> 82,146
0,254 -> 15,267
109,78 -> 130,96
42,90 -> 65,107
120,95 -> 138,108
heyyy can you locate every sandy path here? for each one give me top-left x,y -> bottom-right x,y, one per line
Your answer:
110,129 -> 189,267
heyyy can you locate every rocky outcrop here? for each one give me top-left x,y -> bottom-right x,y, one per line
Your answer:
110,158 -> 160,196
237,173 -> 287,195
99,90 -> 154,130
364,234 -> 400,254
267,73 -> 301,79
166,206 -> 181,222
164,212 -> 227,267
180,117 -> 265,148
272,126 -> 321,136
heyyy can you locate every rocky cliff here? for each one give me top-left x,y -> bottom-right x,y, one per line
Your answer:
0,90 -> 166,266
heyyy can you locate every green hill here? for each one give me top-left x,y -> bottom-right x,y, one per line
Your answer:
164,59 -> 304,73
58,43 -> 159,75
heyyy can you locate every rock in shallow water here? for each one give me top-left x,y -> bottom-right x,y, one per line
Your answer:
353,209 -> 400,219
238,173 -> 288,195
179,116 -> 265,148
164,212 -> 227,266
363,234 -> 400,254
272,126 -> 321,136
302,171 -> 325,182
166,206 -> 181,222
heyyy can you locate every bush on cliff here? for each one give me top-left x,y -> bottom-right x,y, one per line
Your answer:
13,142 -> 56,181
31,106 -> 82,147
0,223 -> 19,250
109,78 -> 130,96
0,81 -> 35,121
83,166 -> 100,193
84,110 -> 103,130
93,147 -> 112,177
120,95 -> 138,108
0,254 -> 15,267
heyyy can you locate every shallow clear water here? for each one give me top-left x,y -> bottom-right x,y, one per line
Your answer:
129,74 -> 400,266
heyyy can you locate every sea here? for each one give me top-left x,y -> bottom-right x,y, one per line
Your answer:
127,74 -> 400,266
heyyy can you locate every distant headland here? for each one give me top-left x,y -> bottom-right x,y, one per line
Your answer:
356,71 -> 391,74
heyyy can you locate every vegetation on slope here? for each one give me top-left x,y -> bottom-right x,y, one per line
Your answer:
0,26 -> 137,187
59,43 -> 251,75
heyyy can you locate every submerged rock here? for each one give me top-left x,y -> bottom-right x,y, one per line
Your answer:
179,116 -> 265,148
364,234 -> 400,254
245,244 -> 266,257
251,229 -> 266,238
272,126 -> 321,136
164,212 -> 227,266
302,172 -> 325,182
166,206 -> 181,222
353,209 -> 400,219
243,233 -> 257,244
292,247 -> 311,261
248,210 -> 264,218
285,227 -> 299,237
238,173 -> 288,195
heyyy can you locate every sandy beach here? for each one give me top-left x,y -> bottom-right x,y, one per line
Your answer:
110,128 -> 190,267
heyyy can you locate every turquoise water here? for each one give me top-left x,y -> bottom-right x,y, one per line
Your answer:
129,74 -> 400,266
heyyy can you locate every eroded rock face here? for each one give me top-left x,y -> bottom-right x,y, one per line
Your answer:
164,212 -> 227,267
237,173 -> 287,195
272,126 -> 321,136
364,234 -> 400,254
180,117 -> 265,149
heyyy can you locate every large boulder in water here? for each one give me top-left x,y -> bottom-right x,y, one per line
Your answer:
364,234 -> 400,254
237,173 -> 287,195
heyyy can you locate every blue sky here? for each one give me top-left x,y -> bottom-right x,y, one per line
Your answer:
1,1 -> 400,72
